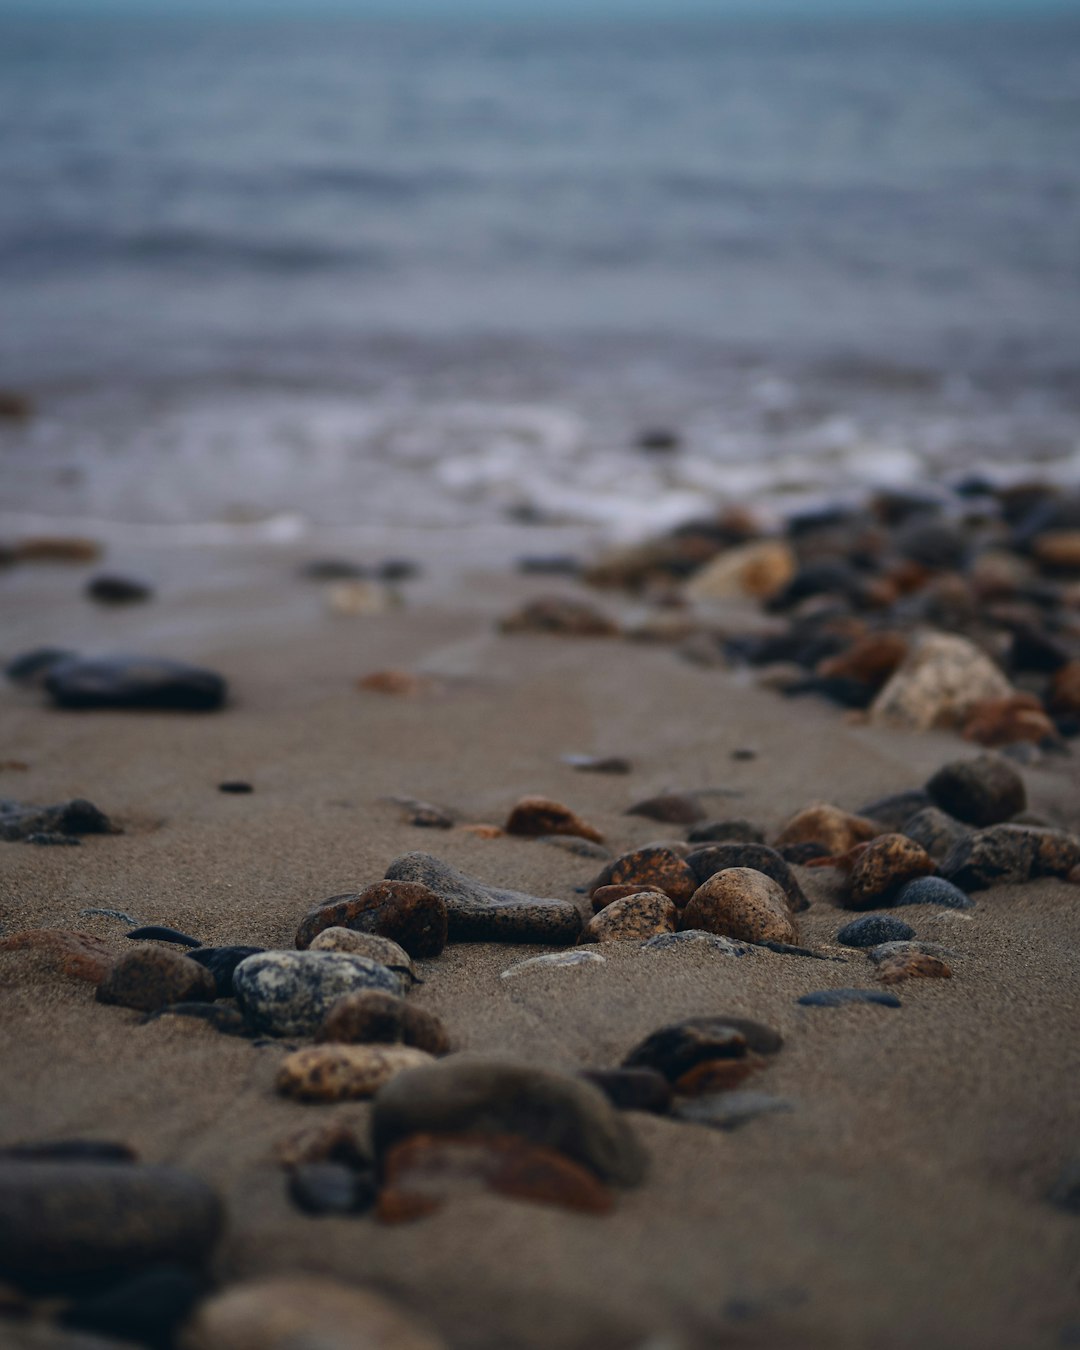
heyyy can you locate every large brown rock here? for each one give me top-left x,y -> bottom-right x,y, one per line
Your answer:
295,881 -> 448,958
681,867 -> 798,945
844,835 -> 937,910
504,795 -> 603,843
318,990 -> 450,1055
774,804 -> 881,856
96,947 -> 215,1012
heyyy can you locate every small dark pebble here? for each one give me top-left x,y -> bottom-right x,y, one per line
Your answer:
60,1265 -> 203,1348
4,647 -> 79,688
377,558 -> 421,582
797,988 -> 901,1008
45,656 -> 227,712
581,1068 -> 672,1115
126,926 -> 203,949
925,754 -> 1026,828
299,559 -> 368,581
288,1162 -> 377,1216
892,876 -> 973,909
218,780 -> 253,794
627,792 -> 706,825
779,841 -> 831,864
836,915 -> 915,948
687,818 -> 765,845
85,575 -> 153,606
140,1004 -> 250,1037
623,1016 -> 782,1081
186,946 -> 265,998
1048,1160 -> 1080,1215
731,748 -> 757,761
562,754 -> 633,775
855,789 -> 933,832
637,427 -> 680,453
0,1140 -> 136,1165
757,940 -> 847,962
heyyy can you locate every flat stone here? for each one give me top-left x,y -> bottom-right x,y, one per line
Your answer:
844,834 -> 936,909
385,852 -> 582,945
218,780 -> 253,793
941,824 -> 1080,891
85,575 -> 153,605
125,925 -> 202,947
562,754 -> 632,774
277,1044 -> 434,1102
684,843 -> 808,912
626,792 -> 706,825
0,797 -> 115,843
500,951 -> 606,979
925,754 -> 1027,827
96,948 -> 216,1012
686,818 -> 766,845
682,868 -> 798,945
641,930 -> 754,957
0,1162 -> 222,1288
672,1091 -> 795,1131
44,657 -> 227,712
295,881 -> 448,958
317,990 -> 449,1055
0,929 -> 115,983
797,988 -> 901,1008
504,795 -> 603,843
891,876 -> 973,909
622,1015 -> 782,1083
836,914 -> 916,948
234,951 -> 404,1037
185,946 -> 263,997
371,1058 -> 647,1187
774,804 -> 881,855
580,1068 -> 672,1114
588,846 -> 698,906
384,794 -> 454,827
580,891 -> 677,943
5,647 -> 80,688
287,1162 -> 376,1216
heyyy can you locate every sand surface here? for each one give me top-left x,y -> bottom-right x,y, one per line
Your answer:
2,543 -> 1079,1350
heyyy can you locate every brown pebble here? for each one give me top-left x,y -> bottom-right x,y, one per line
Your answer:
962,693 -> 1057,747
357,669 -> 434,695
14,536 -> 102,564
591,883 -> 668,913
626,792 -> 706,826
672,1055 -> 765,1096
504,795 -> 603,843
876,951 -> 953,984
1048,660 -> 1080,715
295,880 -> 448,958
276,1044 -> 434,1103
0,928 -> 114,983
845,834 -> 936,910
579,892 -> 677,944
317,990 -> 450,1056
588,846 -> 697,907
774,803 -> 882,855
498,596 -> 620,638
95,947 -> 215,1012
458,823 -> 505,839
818,632 -> 908,689
681,867 -> 798,945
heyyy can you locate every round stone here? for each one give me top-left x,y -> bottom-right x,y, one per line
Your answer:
234,951 -> 404,1037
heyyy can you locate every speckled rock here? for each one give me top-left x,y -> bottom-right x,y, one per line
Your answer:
682,868 -> 798,944
295,881 -> 448,959
588,846 -> 697,906
317,990 -> 449,1055
622,1015 -> 782,1084
500,951 -> 606,979
797,988 -> 901,1008
641,930 -> 754,957
590,883 -> 666,912
891,876 -> 973,909
580,892 -> 677,943
0,928 -> 115,983
844,834 -> 936,910
234,951 -> 404,1037
870,633 -> 1012,731
0,1162 -> 222,1287
504,795 -> 603,842
875,951 -> 952,983
186,946 -> 263,997
685,843 -> 809,912
581,1068 -> 672,1114
925,754 -> 1027,827
686,818 -> 766,845
773,803 -> 882,856
901,807 -> 971,862
44,657 -> 227,712
277,1044 -> 434,1102
96,947 -> 216,1013
308,930 -> 416,983
626,792 -> 706,825
940,824 -> 1080,891
180,1276 -> 446,1350
386,852 -> 582,944
836,914 -> 915,947
371,1058 -> 646,1187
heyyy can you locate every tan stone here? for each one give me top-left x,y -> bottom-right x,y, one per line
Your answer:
681,867 -> 798,945
870,633 -> 1012,731
774,803 -> 882,855
326,580 -> 395,616
683,540 -> 796,603
276,1045 -> 434,1103
1031,530 -> 1080,571
580,892 -> 677,944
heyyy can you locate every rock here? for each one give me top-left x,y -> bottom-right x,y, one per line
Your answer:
275,1120 -> 371,1172
539,834 -> 610,860
901,807 -> 971,862
672,1091 -> 794,1131
85,575 -> 153,605
61,1265 -> 202,1344
640,930 -> 754,957
181,1276 -> 446,1350
622,1016 -> 782,1086
218,780 -> 253,794
1048,1161 -> 1080,1215
866,939 -> 954,964
0,1139 -> 136,1164
498,596 -> 619,638
588,846 -> 697,906
377,1133 -> 614,1222
0,929 -> 114,983
797,989 -> 901,1008
0,797 -> 115,843
185,946 -> 263,997
891,876 -> 973,909
371,1058 -> 647,1187
44,657 -> 227,712
0,1162 -> 222,1287
295,881 -> 448,958
96,948 -> 216,1012
317,990 -> 449,1055
504,795 -> 603,842
844,835 -> 936,910
836,915 -> 915,947
683,539 -> 795,602
580,892 -> 677,943
817,632 -> 909,693
855,789 -> 933,831
580,1069 -> 672,1114
681,868 -> 798,945
870,633 -> 1013,731
384,795 -> 454,828
384,852 -> 582,945
326,579 -> 394,616
14,535 -> 101,563
142,1003 -> 250,1037
308,929 -> 416,983
684,843 -> 809,912
357,670 -> 433,696
562,754 -> 632,774
773,804 -> 881,855
591,883 -> 667,911
500,951 -> 606,978
1049,660 -> 1080,714
4,647 -> 80,688
234,951 -> 404,1037
686,818 -> 765,844
962,693 -> 1057,747
0,389 -> 33,420
925,754 -> 1027,827
779,841 -> 831,864
626,792 -> 706,825
288,1162 -> 376,1217
757,940 -> 846,962
940,824 -> 1080,891
278,1045 -> 433,1102
1031,530 -> 1080,571
125,925 -> 202,947
875,951 -> 952,983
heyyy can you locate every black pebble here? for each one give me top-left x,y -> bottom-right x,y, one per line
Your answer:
4,647 -> 79,688
581,1068 -> 672,1114
60,1264 -> 202,1348
186,946 -> 264,997
797,989 -> 901,1008
85,575 -> 153,606
44,656 -> 227,712
218,780 -> 253,794
288,1163 -> 377,1216
126,926 -> 203,949
836,915 -> 915,948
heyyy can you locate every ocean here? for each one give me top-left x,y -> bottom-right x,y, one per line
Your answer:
2,13 -> 1079,539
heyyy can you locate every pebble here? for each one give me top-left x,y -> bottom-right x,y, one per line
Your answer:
588,845 -> 698,906
385,852 -> 583,945
498,595 -> 620,637
234,951 -> 404,1037
0,1139 -> 136,1164
317,990 -> 449,1055
371,1058 -> 647,1187
962,693 -> 1058,748
287,1162 -> 376,1216
891,876 -> 973,909
686,818 -> 765,844
85,575 -> 153,605
277,1044 -> 434,1102
182,1276 -> 447,1350
844,834 -> 936,909
562,754 -> 632,774
580,891 -> 677,943
626,792 -> 706,825
125,925 -> 202,948
186,945 -> 264,997
500,951 -> 606,978
925,754 -> 1027,827
504,794 -> 603,842
1048,1160 -> 1080,1214
218,780 -> 253,794
672,1091 -> 795,1131
836,915 -> 915,947
774,803 -> 881,856
0,928 -> 114,982
581,1068 -> 672,1114
14,535 -> 101,563
0,1161 -> 222,1287
875,951 -> 953,983
358,669 -> 433,696
640,930 -> 754,957
622,1015 -> 783,1086
43,656 -> 227,712
901,806 -> 971,861
4,646 -> 79,687
326,579 -> 394,616
855,789 -> 933,831
540,834 -> 611,859
295,880 -> 448,958
941,824 -> 1080,890
682,867 -> 798,945
96,947 -> 217,1013
384,795 -> 454,828
275,1120 -> 371,1172
797,988 -> 901,1008
1049,660 -> 1080,715
685,843 -> 809,912
867,940 -> 955,965
0,796 -> 115,843
869,632 -> 1013,731
682,539 -> 796,602
779,841 -> 831,864
816,631 -> 909,692
141,1003 -> 250,1037
308,929 -> 416,982
60,1264 -> 202,1345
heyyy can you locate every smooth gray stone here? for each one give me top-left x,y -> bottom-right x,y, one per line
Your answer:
797,988 -> 901,1008
45,656 -> 227,712
641,930 -> 754,957
892,876 -> 973,909
233,951 -> 404,1037
0,797 -> 114,843
501,951 -> 605,979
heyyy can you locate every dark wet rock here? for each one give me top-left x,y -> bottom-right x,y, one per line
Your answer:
85,575 -> 153,605
0,928 -> 115,983
234,950 -> 404,1037
296,880 -> 448,958
371,1058 -> 647,1187
186,945 -> 264,997
672,1091 -> 795,1131
925,754 -> 1026,827
287,1162 -> 376,1217
0,1139 -> 136,1164
687,818 -> 765,845
125,925 -> 201,948
385,852 -> 582,945
60,1264 -> 203,1346
588,845 -> 697,906
774,803 -> 881,855
500,951 -> 605,978
277,1044 -> 434,1102
896,518 -> 971,571
641,930 -> 754,957
892,876 -> 974,909
685,843 -> 809,912
901,806 -> 971,862
499,595 -> 620,638
581,1068 -> 672,1115
779,841 -> 832,865
218,780 -> 253,794
539,834 -> 611,860
637,427 -> 680,453
4,647 -> 80,688
836,914 -> 915,947
844,834 -> 936,910
0,1161 -> 222,1288
1008,621 -> 1072,673
96,947 -> 216,1013
626,792 -> 706,825
855,789 -> 933,832
623,1015 -> 782,1084
767,559 -> 865,611
581,891 -> 677,943
562,753 -> 632,774
317,990 -> 450,1056
140,1003 -> 250,1037
0,796 -> 115,843
1049,1160 -> 1080,1215
505,795 -> 603,842
682,867 -> 798,944
797,988 -> 901,1008
299,558 -> 369,581
940,824 -> 1080,891
44,657 -> 227,712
